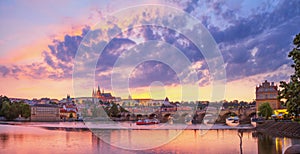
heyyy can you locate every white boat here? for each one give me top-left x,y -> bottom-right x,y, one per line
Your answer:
203,114 -> 215,125
226,116 -> 239,127
184,114 -> 193,125
251,117 -> 265,127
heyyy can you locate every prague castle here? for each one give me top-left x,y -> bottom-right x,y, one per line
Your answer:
92,85 -> 116,102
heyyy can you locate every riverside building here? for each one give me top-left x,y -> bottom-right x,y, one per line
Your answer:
30,104 -> 60,121
255,80 -> 280,111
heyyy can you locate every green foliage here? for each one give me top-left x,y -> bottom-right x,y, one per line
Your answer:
0,101 -> 14,120
278,33 -> 300,115
0,96 -> 31,120
69,113 -> 73,118
258,102 -> 273,119
49,101 -> 58,105
106,103 -> 128,117
108,103 -> 119,117
0,95 -> 10,116
21,103 -> 31,118
119,105 -> 129,113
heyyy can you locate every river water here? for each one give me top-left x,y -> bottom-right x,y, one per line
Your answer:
0,123 -> 299,154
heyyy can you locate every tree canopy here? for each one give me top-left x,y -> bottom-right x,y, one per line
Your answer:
258,102 -> 273,119
278,33 -> 300,115
0,96 -> 31,120
0,95 -> 10,116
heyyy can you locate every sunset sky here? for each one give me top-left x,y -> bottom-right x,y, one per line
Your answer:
0,0 -> 299,102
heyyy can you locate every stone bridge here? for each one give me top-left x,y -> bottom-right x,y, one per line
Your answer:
130,107 -> 257,122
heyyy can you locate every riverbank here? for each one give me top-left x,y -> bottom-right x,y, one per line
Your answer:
256,121 -> 300,138
0,121 -> 254,131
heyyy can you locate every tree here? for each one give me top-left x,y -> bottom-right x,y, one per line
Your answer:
258,102 -> 273,119
278,33 -> 300,116
0,97 -> 31,120
108,103 -> 119,117
20,103 -> 31,118
1,101 -> 12,119
99,100 -> 104,105
0,95 -> 10,116
0,101 -> 18,120
69,112 -> 73,118
49,101 -> 58,105
119,105 -> 129,113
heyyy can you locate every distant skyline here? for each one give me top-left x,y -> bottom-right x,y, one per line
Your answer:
0,0 -> 299,101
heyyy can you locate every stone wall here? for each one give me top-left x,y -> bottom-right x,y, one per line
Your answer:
256,121 -> 300,138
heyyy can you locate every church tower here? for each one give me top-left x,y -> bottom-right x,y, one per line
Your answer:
96,85 -> 101,97
92,89 -> 95,97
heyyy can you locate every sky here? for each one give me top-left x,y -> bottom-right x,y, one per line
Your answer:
0,0 -> 299,102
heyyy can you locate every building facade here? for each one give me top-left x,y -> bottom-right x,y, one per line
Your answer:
59,104 -> 78,120
31,104 -> 60,121
256,80 -> 280,111
160,97 -> 177,112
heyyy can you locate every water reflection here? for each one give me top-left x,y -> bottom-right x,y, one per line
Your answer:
252,131 -> 300,154
0,133 -> 9,149
0,124 -> 300,154
238,129 -> 244,154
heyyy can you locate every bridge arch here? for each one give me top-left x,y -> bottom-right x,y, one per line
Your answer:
163,113 -> 171,118
149,113 -> 158,118
172,113 -> 181,121
219,112 -> 238,122
248,112 -> 256,118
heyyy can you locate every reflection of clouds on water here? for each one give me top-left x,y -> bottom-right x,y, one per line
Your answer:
1,124 -> 300,153
0,133 -> 9,149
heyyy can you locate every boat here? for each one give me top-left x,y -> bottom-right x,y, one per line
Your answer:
136,118 -> 160,125
203,114 -> 215,125
184,114 -> 193,125
251,117 -> 265,127
226,116 -> 239,127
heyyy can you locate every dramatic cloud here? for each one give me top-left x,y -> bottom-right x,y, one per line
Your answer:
176,0 -> 300,82
129,61 -> 180,87
209,1 -> 300,44
215,1 -> 300,81
0,26 -> 90,80
0,66 -> 10,77
1,0 -> 299,94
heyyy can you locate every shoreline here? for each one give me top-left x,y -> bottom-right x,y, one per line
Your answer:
0,121 -> 254,131
256,121 -> 300,139
2,121 -> 300,139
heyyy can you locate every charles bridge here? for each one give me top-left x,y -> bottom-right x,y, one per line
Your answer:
123,107 -> 257,123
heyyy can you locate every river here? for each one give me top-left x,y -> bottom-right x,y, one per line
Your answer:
0,122 -> 299,154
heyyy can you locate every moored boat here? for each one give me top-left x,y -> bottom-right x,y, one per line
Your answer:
136,118 -> 160,125
203,114 -> 215,125
251,117 -> 265,127
226,116 -> 239,127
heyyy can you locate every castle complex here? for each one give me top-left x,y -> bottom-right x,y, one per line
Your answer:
92,85 -> 116,102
